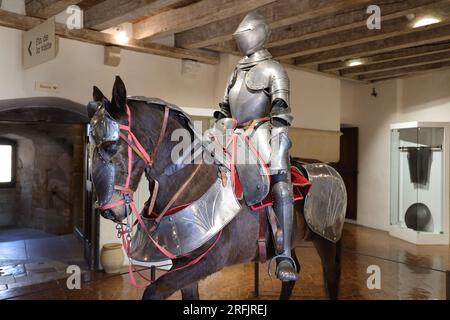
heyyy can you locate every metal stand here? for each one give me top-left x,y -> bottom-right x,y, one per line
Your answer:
252,262 -> 259,298
150,266 -> 156,282
446,270 -> 450,300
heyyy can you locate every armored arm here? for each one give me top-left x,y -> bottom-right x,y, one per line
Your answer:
270,63 -> 292,127
213,69 -> 236,120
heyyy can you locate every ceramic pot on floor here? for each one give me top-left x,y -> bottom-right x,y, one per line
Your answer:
101,243 -> 124,274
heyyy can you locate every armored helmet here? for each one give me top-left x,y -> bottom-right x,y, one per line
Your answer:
232,12 -> 270,56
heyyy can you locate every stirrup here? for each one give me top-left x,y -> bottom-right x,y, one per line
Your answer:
267,254 -> 298,279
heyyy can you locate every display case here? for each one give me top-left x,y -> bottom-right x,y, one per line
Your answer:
390,122 -> 450,244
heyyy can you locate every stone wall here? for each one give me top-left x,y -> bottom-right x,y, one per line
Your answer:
0,123 -> 84,235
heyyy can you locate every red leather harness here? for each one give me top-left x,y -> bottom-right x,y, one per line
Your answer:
98,104 -> 221,287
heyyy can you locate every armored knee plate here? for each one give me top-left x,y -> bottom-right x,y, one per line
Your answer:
269,126 -> 291,174
271,180 -> 294,255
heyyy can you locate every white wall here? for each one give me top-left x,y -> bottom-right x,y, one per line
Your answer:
342,68 -> 450,231
400,69 -> 450,121
0,27 -> 217,108
340,80 -> 355,125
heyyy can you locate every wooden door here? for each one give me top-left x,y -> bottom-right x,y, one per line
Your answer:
331,127 -> 358,221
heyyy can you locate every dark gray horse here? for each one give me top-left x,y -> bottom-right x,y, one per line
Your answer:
89,76 -> 342,300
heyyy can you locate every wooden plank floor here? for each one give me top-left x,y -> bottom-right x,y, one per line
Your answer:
3,224 -> 449,300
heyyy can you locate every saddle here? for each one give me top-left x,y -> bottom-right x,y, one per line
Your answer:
206,119 -> 311,208
207,119 -> 272,206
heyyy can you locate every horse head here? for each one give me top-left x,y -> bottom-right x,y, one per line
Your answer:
88,76 -> 155,223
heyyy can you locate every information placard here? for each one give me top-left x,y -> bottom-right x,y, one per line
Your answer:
23,17 -> 57,69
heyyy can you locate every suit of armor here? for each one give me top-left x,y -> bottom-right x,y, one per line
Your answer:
214,12 -> 297,282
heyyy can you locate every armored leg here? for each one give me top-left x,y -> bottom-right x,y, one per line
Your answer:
272,172 -> 298,282
269,125 -> 297,282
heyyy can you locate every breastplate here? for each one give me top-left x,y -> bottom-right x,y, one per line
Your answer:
228,69 -> 271,124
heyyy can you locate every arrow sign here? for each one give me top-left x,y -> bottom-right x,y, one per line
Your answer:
23,17 -> 56,69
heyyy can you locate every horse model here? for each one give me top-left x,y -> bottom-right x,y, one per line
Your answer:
88,76 -> 346,300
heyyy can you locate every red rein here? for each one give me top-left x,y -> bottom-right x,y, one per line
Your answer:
99,104 -> 221,287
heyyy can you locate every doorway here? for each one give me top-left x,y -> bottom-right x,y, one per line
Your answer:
0,97 -> 95,292
331,126 -> 358,221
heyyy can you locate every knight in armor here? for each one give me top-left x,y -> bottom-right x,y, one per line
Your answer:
213,12 -> 297,282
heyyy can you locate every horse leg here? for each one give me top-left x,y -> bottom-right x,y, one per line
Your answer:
181,282 -> 200,300
312,235 -> 341,300
142,237 -> 228,300
142,256 -> 221,300
279,249 -> 301,300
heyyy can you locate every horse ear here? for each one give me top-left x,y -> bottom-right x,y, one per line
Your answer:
110,76 -> 127,118
93,86 -> 106,102
88,86 -> 107,119
87,101 -> 99,119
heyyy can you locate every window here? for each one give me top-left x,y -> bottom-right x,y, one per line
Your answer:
0,139 -> 16,188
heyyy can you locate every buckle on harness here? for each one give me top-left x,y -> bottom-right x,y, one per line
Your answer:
123,193 -> 132,204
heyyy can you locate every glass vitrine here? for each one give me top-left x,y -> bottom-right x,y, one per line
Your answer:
390,122 -> 449,244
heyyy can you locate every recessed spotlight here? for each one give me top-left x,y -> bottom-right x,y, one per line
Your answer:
406,13 -> 416,21
347,59 -> 364,67
412,16 -> 441,28
114,28 -> 129,44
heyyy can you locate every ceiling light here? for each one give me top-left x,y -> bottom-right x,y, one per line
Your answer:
412,16 -> 441,28
114,28 -> 129,44
347,59 -> 364,67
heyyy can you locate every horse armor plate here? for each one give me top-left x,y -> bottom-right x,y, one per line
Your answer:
302,163 -> 347,243
129,171 -> 241,262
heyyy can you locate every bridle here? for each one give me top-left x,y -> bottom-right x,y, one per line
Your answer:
98,104 -> 168,213
91,101 -> 221,287
95,103 -> 176,260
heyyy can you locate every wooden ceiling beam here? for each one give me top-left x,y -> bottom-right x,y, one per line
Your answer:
206,43 -> 239,55
268,0 -> 448,49
0,9 -> 219,64
294,22 -> 450,66
174,0 -> 372,49
341,50 -> 450,76
272,2 -> 450,60
83,0 -> 186,31
358,60 -> 450,80
274,0 -> 448,48
25,0 -> 83,18
133,0 -> 276,40
319,41 -> 450,71
207,0 -> 449,57
272,16 -> 412,60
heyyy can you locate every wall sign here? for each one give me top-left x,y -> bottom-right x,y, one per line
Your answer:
23,17 -> 57,69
